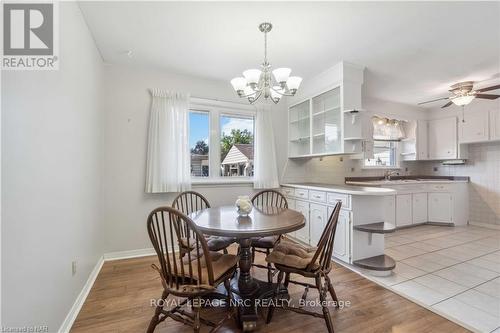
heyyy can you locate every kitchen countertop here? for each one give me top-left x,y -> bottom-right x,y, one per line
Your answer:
281,182 -> 396,196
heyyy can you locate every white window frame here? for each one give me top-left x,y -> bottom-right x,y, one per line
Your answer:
363,140 -> 401,169
189,98 -> 256,185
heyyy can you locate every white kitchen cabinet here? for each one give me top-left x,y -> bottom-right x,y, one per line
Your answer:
310,203 -> 328,245
490,109 -> 500,141
412,193 -> 428,224
330,206 -> 351,263
459,109 -> 489,143
396,194 -> 412,227
288,100 -> 311,157
417,120 -> 429,160
428,193 -> 453,223
312,88 -> 342,155
428,117 -> 457,160
294,200 -> 310,244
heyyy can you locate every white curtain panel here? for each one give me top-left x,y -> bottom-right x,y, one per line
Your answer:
253,104 -> 279,189
145,89 -> 191,193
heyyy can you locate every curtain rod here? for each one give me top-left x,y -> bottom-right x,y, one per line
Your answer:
190,95 -> 251,106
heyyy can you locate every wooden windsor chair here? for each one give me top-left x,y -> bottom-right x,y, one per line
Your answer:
265,201 -> 342,333
250,189 -> 289,282
172,191 -> 236,254
146,207 -> 238,333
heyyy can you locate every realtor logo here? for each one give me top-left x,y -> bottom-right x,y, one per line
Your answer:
2,2 -> 59,70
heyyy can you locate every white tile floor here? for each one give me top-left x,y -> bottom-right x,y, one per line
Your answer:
378,225 -> 500,333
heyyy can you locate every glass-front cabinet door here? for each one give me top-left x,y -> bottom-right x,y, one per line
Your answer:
289,100 -> 311,157
312,87 -> 342,154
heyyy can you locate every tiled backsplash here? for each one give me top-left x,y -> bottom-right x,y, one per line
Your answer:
281,142 -> 500,226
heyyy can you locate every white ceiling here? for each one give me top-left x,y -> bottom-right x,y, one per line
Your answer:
79,1 -> 500,106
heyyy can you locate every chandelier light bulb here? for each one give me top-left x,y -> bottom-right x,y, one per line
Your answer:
230,77 -> 247,92
272,68 -> 291,84
242,69 -> 262,85
286,76 -> 302,91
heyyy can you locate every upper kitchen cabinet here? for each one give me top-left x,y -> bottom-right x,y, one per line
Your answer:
491,109 -> 500,141
287,62 -> 367,158
428,116 -> 468,160
311,87 -> 342,154
459,108 -> 489,143
289,100 -> 311,157
401,120 -> 428,161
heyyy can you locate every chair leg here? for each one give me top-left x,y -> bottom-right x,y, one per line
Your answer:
193,297 -> 201,333
266,270 -> 284,324
284,272 -> 290,288
147,290 -> 168,333
324,275 -> 339,307
224,278 -> 233,309
266,248 -> 273,283
316,276 -> 334,333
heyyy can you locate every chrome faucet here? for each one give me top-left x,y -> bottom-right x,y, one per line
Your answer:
384,170 -> 400,181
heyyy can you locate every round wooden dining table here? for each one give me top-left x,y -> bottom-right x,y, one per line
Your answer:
189,205 -> 305,331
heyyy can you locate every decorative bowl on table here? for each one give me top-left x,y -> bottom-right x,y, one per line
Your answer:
235,195 -> 253,217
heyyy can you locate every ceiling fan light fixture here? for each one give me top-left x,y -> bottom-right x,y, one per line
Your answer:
451,95 -> 475,106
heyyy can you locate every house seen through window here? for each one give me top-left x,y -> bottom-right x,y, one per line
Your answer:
220,115 -> 254,177
189,110 -> 254,179
189,111 -> 210,177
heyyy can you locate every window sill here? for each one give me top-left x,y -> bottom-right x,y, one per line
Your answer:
192,178 -> 254,187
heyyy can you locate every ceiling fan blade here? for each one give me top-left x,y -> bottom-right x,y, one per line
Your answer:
476,84 -> 500,93
475,93 -> 500,100
418,97 -> 450,105
441,101 -> 453,108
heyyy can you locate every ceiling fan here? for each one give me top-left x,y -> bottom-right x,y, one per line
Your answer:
418,81 -> 500,108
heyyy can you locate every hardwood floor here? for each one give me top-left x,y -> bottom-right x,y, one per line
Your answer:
71,246 -> 469,332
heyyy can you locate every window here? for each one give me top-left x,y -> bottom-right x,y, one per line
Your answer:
188,101 -> 256,182
220,115 -> 254,177
189,111 -> 210,177
364,140 -> 398,168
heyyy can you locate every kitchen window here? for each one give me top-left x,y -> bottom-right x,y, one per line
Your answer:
364,140 -> 399,168
188,99 -> 256,183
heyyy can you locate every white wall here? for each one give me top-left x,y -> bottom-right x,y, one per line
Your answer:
101,64 -> 284,253
1,3 -> 105,331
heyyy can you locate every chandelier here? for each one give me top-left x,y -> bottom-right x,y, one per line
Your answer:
230,22 -> 302,104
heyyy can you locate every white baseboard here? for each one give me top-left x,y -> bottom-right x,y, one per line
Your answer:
58,248 -> 156,333
103,247 -> 156,261
469,221 -> 500,230
58,256 -> 104,333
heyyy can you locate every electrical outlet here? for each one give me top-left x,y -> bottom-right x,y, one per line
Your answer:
72,261 -> 77,276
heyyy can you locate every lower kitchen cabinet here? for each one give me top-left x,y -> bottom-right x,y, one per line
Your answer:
310,203 -> 327,245
412,193 -> 428,224
396,194 -> 412,227
330,206 -> 351,263
428,192 -> 453,223
294,200 -> 310,244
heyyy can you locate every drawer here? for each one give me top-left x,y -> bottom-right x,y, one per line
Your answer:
281,187 -> 295,197
428,184 -> 452,192
294,188 -> 309,199
327,192 -> 350,209
309,190 -> 326,203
